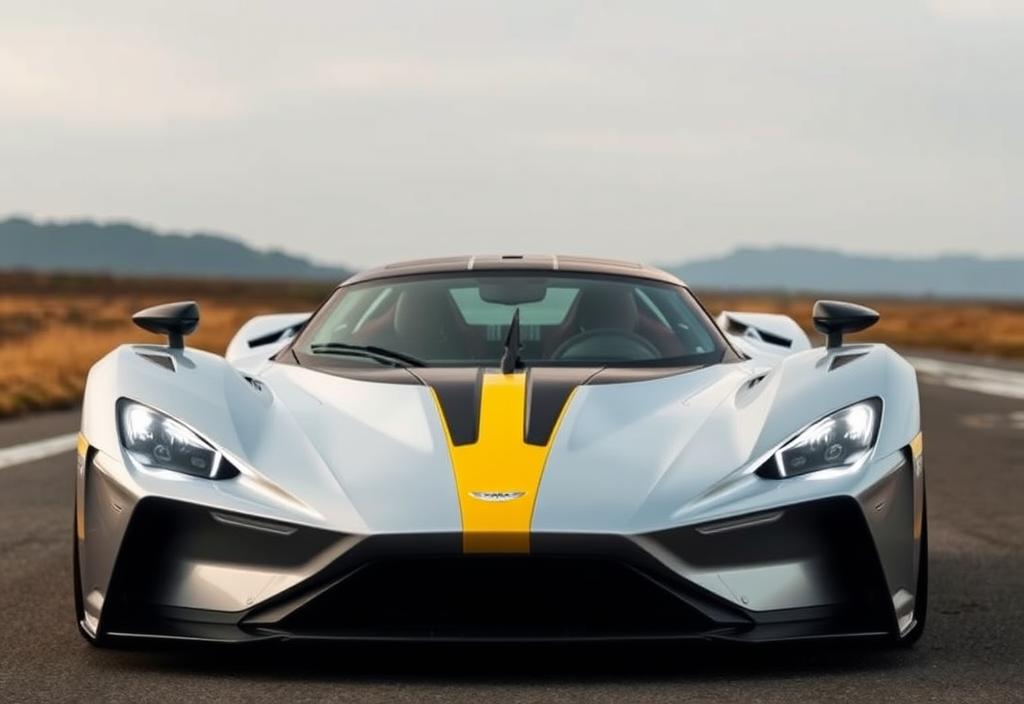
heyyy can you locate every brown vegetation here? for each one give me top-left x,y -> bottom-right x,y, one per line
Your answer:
1,273 -> 1022,417
0,274 -> 330,417
698,291 -> 1024,359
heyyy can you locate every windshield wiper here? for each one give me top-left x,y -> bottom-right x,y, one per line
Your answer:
499,308 -> 524,374
309,343 -> 426,368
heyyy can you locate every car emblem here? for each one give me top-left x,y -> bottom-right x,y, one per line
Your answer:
469,491 -> 526,502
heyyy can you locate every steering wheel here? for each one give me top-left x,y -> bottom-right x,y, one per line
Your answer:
552,329 -> 660,361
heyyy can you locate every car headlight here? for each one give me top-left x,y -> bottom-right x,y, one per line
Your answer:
117,400 -> 238,479
758,399 -> 881,479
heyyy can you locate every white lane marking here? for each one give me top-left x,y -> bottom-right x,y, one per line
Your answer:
907,356 -> 1024,400
961,412 -> 1024,430
0,432 -> 78,470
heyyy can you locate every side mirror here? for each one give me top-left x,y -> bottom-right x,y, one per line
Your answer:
812,300 -> 879,349
133,301 -> 200,350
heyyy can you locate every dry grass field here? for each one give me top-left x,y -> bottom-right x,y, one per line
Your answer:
699,292 -> 1024,359
0,273 -> 329,417
1,272 -> 1022,417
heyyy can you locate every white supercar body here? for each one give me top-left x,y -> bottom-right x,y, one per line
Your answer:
73,255 -> 926,646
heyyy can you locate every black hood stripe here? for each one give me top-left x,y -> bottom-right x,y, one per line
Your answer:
420,366 -> 601,448
414,367 -> 485,446
411,365 -> 702,447
523,367 -> 601,446
286,353 -> 700,447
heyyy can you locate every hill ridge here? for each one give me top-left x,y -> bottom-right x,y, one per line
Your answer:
665,245 -> 1024,299
3,217 -> 1022,297
0,216 -> 350,281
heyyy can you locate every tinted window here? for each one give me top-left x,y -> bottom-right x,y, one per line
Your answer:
294,272 -> 728,367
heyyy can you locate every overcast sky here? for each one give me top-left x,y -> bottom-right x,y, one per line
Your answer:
1,0 -> 1022,267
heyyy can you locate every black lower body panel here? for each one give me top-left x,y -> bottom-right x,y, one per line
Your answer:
99,497 -> 895,644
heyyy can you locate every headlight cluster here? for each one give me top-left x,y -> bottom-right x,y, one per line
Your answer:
118,400 -> 237,479
758,399 -> 881,479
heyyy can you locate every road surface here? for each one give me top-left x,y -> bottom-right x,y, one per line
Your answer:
0,358 -> 1022,702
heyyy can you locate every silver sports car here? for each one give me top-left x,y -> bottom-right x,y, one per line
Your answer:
74,255 -> 926,646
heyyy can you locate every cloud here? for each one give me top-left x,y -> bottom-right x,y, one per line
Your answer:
0,1 -> 1021,263
927,0 -> 1024,18
0,24 -> 241,128
310,57 -> 591,96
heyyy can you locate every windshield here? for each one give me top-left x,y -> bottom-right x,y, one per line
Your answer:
292,272 -> 729,368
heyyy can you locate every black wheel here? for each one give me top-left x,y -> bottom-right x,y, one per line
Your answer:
893,496 -> 928,647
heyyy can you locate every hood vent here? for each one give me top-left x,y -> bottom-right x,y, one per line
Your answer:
829,352 -> 868,372
243,375 -> 265,392
137,352 -> 175,372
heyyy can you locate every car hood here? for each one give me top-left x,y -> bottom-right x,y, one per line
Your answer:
87,344 -> 908,537
256,360 -> 779,534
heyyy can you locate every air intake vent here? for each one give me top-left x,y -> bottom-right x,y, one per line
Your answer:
757,330 -> 793,348
724,316 -> 792,348
137,352 -> 175,372
746,373 -> 768,389
273,557 -> 713,639
724,319 -> 749,336
829,352 -> 868,371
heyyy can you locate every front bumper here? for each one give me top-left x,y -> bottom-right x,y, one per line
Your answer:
80,460 -> 912,644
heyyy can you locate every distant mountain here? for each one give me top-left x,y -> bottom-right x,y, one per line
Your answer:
4,217 -> 1021,297
666,246 -> 1024,299
0,217 -> 350,280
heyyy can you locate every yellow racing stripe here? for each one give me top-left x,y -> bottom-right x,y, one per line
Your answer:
434,372 -> 572,554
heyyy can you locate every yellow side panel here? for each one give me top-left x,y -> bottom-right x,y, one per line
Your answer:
76,433 -> 88,540
910,432 -> 924,459
436,372 -> 569,554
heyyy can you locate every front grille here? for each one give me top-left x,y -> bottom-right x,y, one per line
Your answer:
276,556 -> 713,639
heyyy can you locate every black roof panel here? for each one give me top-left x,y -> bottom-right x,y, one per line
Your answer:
343,254 -> 683,286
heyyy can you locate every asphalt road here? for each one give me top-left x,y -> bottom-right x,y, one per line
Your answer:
1,369 -> 1022,703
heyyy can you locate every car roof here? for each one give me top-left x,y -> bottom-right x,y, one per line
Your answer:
342,254 -> 685,287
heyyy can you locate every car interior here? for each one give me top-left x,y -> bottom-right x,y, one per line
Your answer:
304,275 -> 719,365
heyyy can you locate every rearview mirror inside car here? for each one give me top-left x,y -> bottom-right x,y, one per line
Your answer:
478,280 -> 548,305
